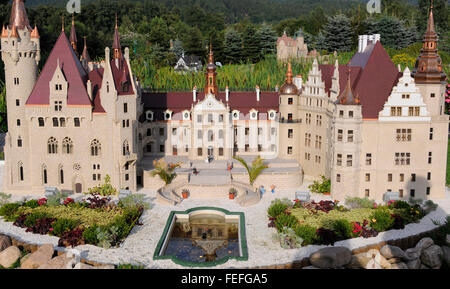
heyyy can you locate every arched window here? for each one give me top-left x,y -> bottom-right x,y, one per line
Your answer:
60,118 -> 66,127
17,136 -> 22,147
18,162 -> 24,181
74,118 -> 80,127
48,137 -> 58,154
38,117 -> 45,127
53,117 -> 59,127
59,165 -> 64,184
62,137 -> 73,154
219,130 -> 224,139
91,139 -> 101,156
208,130 -> 214,142
123,140 -> 130,156
42,165 -> 48,184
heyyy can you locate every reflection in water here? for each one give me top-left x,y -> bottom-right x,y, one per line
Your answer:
163,213 -> 240,263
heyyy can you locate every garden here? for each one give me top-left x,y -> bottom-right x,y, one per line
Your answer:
0,180 -> 146,250
268,197 -> 438,249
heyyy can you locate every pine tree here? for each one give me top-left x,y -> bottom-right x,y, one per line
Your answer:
257,23 -> 277,56
320,14 -> 354,52
242,24 -> 261,63
224,28 -> 244,64
171,39 -> 185,59
182,26 -> 204,57
364,16 -> 415,49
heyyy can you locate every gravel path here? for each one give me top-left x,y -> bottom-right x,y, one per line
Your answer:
0,163 -> 449,268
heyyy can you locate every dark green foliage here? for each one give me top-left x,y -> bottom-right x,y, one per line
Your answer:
308,176 -> 331,194
294,225 -> 318,245
82,224 -> 99,245
223,28 -> 243,64
274,214 -> 298,232
333,219 -> 353,240
267,199 -> 291,219
23,212 -> 52,228
318,14 -> 354,52
316,228 -> 337,245
23,200 -> 40,209
0,203 -> 21,221
345,197 -> 376,209
51,218 -> 80,237
364,16 -> 417,49
117,264 -> 145,269
370,208 -> 394,232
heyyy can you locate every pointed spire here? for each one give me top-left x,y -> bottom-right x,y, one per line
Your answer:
205,43 -> 218,95
113,13 -> 122,59
30,24 -> 40,38
69,14 -> 77,52
338,67 -> 360,105
81,36 -> 91,62
1,25 -> 8,38
62,15 -> 65,32
208,42 -> 214,64
10,24 -> 18,38
286,57 -> 293,84
427,0 -> 436,34
9,0 -> 32,31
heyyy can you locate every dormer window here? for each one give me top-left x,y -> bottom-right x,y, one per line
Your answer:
232,110 -> 240,121
146,111 -> 154,121
182,110 -> 190,121
268,110 -> 276,120
250,110 -> 258,120
54,101 -> 62,112
55,84 -> 62,91
164,110 -> 172,121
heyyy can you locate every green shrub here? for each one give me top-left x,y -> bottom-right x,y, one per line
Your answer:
0,192 -> 11,206
119,194 -> 149,210
345,197 -> 376,209
23,212 -> 52,228
294,225 -> 318,245
23,200 -> 40,209
308,176 -> 331,194
51,218 -> 79,237
47,192 -> 69,207
117,264 -> 145,269
370,208 -> 394,232
87,175 -> 118,196
274,213 -> 298,232
333,219 -> 353,240
0,203 -> 21,221
423,200 -> 438,215
272,227 -> 303,249
391,200 -> 411,210
83,224 -> 100,245
268,198 -> 291,219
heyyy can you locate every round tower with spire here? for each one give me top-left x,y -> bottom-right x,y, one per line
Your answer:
205,43 -> 218,95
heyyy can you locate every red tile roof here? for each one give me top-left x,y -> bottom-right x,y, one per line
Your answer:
89,68 -> 106,113
26,31 -> 91,107
320,42 -> 401,119
9,0 -> 32,31
110,59 -> 134,95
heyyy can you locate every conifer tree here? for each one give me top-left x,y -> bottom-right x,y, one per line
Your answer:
257,23 -> 277,56
320,14 -> 354,52
224,28 -> 244,64
242,24 -> 261,62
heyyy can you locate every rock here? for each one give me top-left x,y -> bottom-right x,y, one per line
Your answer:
347,253 -> 371,269
420,245 -> 443,268
390,262 -> 408,269
0,234 -> 12,252
365,259 -> 382,269
442,246 -> 450,266
404,247 -> 420,261
95,264 -> 115,269
309,247 -> 352,269
387,258 -> 402,264
420,264 -> 430,269
0,246 -> 21,268
73,262 -> 114,269
365,249 -> 380,259
415,237 -> 434,253
21,244 -> 54,269
377,255 -> 392,269
380,245 -> 406,260
406,258 -> 421,269
38,254 -> 74,269
20,253 -> 30,265
302,266 -> 320,269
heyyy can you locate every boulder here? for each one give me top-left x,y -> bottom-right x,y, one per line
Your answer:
365,249 -> 380,259
0,234 -> 12,252
95,264 -> 115,269
420,245 -> 443,268
415,237 -> 434,253
309,247 -> 352,269
20,253 -> 30,265
38,254 -> 74,269
404,247 -> 420,261
406,258 -> 421,269
74,262 -> 95,269
387,258 -> 402,264
380,245 -> 406,260
377,255 -> 392,269
346,253 -> 371,269
365,259 -> 382,269
420,264 -> 430,269
302,266 -> 320,269
390,262 -> 408,269
442,246 -> 450,267
21,244 -> 54,269
0,246 -> 21,268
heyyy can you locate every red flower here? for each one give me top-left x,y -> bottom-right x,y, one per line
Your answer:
352,222 -> 362,234
38,198 -> 47,206
64,198 -> 74,205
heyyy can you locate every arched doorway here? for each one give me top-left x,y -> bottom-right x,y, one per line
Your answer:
75,183 -> 82,194
72,175 -> 85,194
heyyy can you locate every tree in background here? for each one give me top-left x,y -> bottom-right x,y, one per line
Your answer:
182,26 -> 204,58
242,24 -> 261,63
170,39 -> 185,60
233,156 -> 268,186
207,28 -> 225,63
364,16 -> 417,49
224,28 -> 244,64
257,23 -> 277,56
416,0 -> 448,36
318,14 -> 354,52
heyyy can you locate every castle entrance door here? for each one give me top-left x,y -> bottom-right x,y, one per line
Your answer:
75,183 -> 82,194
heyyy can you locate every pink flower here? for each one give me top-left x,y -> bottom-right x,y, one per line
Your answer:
445,99 -> 450,103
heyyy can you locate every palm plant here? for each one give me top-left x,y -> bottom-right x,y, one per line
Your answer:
233,156 -> 268,186
151,158 -> 181,185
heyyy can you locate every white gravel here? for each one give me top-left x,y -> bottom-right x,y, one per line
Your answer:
1,163 -> 449,268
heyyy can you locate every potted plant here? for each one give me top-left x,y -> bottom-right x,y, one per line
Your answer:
229,188 -> 237,200
308,176 -> 331,195
181,189 -> 190,199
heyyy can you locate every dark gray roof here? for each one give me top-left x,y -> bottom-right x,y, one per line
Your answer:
349,43 -> 376,68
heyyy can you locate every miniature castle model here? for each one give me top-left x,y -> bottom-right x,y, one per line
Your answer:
1,1 -> 448,201
277,31 -> 308,61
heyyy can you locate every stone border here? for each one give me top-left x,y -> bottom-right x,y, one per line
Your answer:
153,206 -> 249,267
247,226 -> 443,269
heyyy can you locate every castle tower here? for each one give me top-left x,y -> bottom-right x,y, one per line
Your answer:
205,44 -> 218,95
80,36 -> 91,71
331,69 -> 363,200
112,14 -> 122,60
412,0 -> 447,117
279,58 -> 301,160
1,0 -> 40,188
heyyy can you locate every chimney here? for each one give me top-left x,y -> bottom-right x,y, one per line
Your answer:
124,47 -> 130,62
193,86 -> 197,102
225,86 -> 229,102
358,35 -> 363,52
87,80 -> 92,101
256,85 -> 260,102
275,84 -> 279,92
105,47 -> 110,64
361,35 -> 368,52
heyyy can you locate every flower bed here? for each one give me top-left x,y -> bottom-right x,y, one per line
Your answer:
268,198 -> 437,248
0,194 -> 145,249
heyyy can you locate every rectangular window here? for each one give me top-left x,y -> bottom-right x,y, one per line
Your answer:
399,189 -> 404,198
219,114 -> 224,123
219,147 -> 224,156
411,174 -> 416,182
365,174 -> 370,182
429,128 -> 433,140
125,174 -> 129,181
123,103 -> 128,113
159,128 -> 164,136
287,147 -> 293,155
198,148 -> 203,156
197,115 -> 202,123
365,189 -> 370,197
428,152 -> 432,164
74,118 -> 80,127
346,155 -> 353,167
172,128 -> 177,136
245,144 -> 249,152
17,138 -> 22,147
395,152 -> 411,166
339,110 -> 344,117
427,172 -> 431,181
288,129 -> 293,138
410,189 -> 415,197
338,130 -> 343,142
208,114 -> 213,123
430,93 -> 435,98
17,119 -> 21,126
400,174 -> 404,182
16,99 -> 20,106
337,154 -> 342,166
288,98 -> 293,105
147,129 -> 151,136
366,154 -> 372,166
408,107 -> 414,116
347,130 -> 354,142
415,107 -> 420,116
288,114 -> 293,121
388,174 -> 393,182
426,187 -> 430,196
336,174 -> 341,183
349,111 -> 354,118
